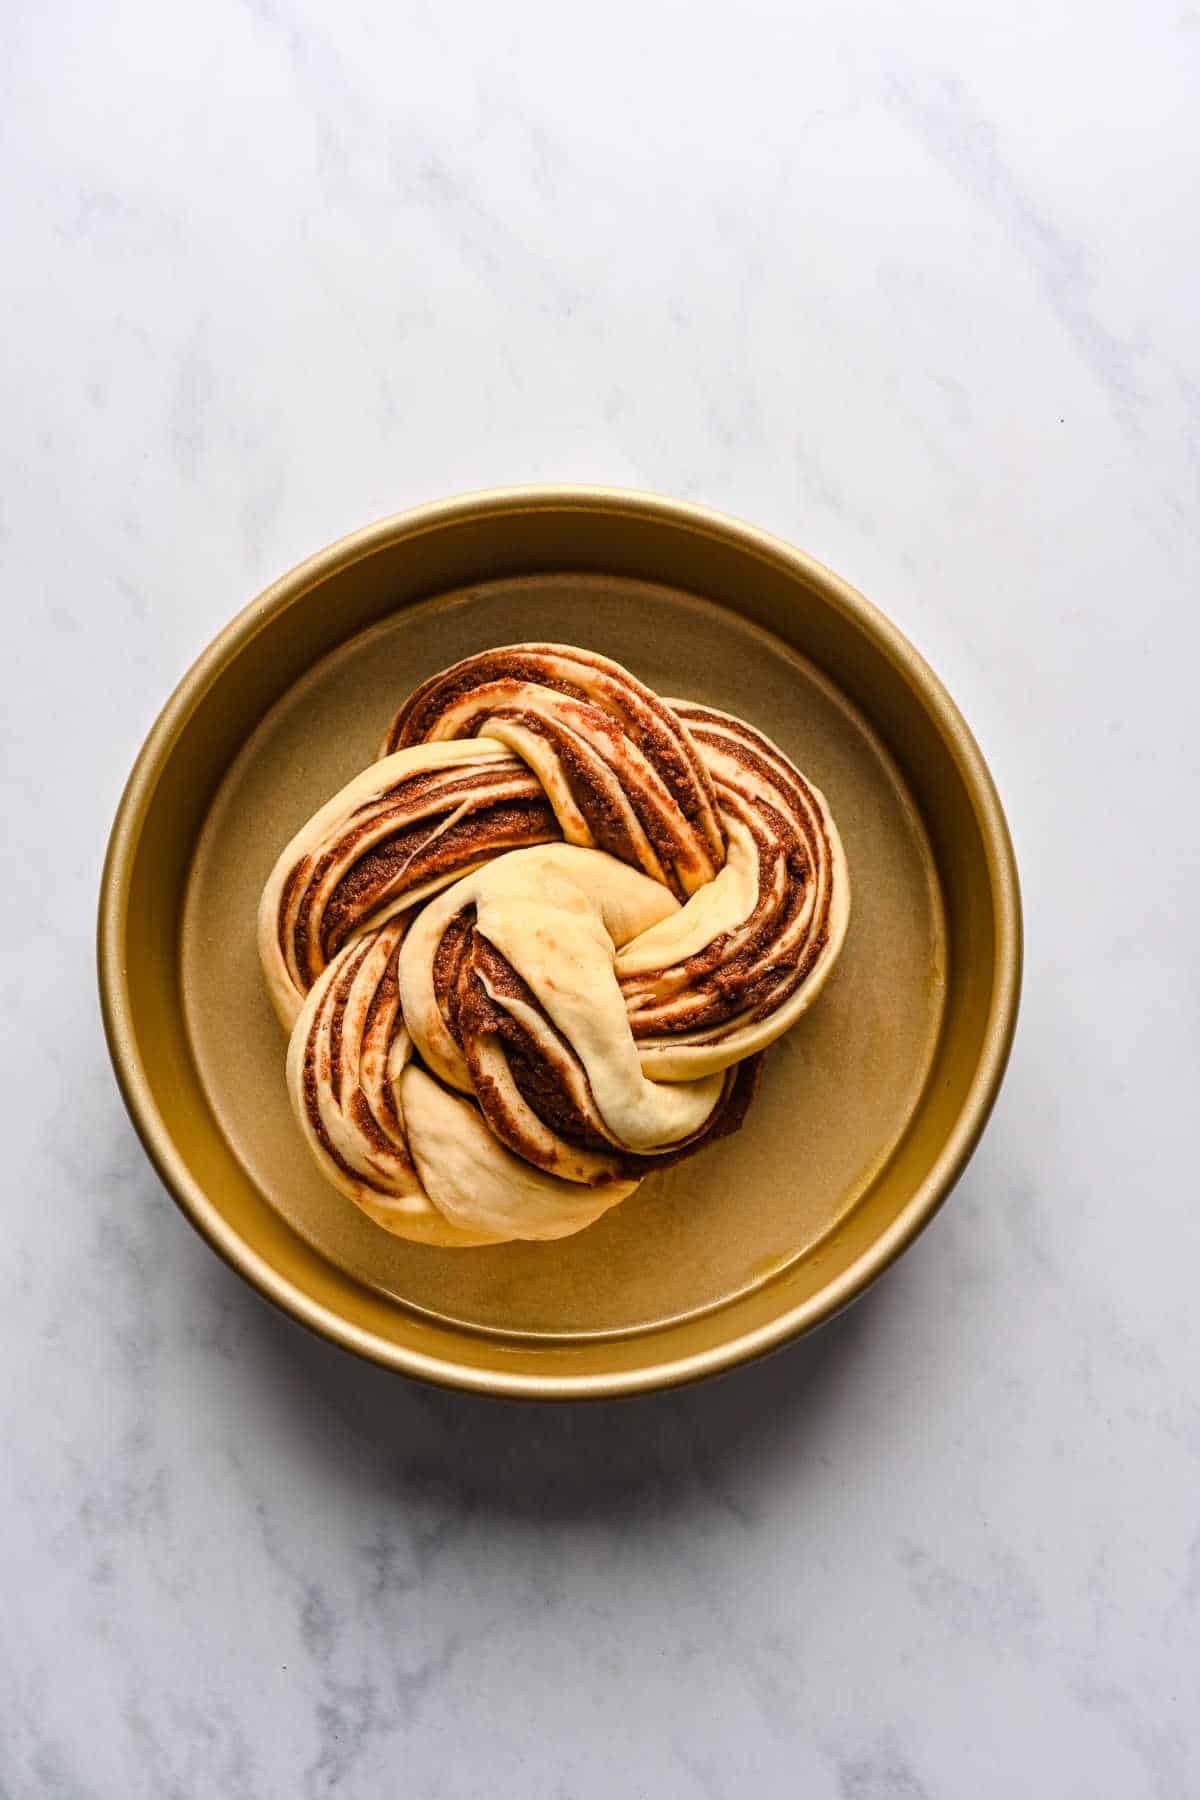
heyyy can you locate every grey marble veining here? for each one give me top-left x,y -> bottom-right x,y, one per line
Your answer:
3,1 -> 1198,1794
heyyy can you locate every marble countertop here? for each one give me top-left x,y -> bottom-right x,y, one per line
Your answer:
5,1 -> 1199,1793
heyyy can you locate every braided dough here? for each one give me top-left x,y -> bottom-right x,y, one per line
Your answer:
259,643 -> 849,1246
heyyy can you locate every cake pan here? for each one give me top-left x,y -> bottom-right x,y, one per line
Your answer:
98,486 -> 1021,1398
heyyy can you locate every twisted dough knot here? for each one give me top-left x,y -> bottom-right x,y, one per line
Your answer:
259,644 -> 849,1245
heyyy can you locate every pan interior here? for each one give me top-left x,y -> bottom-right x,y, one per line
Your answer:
181,574 -> 945,1341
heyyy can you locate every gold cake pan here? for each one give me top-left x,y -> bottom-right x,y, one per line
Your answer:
98,486 -> 1021,1399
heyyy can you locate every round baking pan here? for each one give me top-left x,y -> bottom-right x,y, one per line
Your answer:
99,487 -> 1020,1398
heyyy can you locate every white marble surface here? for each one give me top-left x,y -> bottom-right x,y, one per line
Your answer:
3,0 -> 1199,1792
